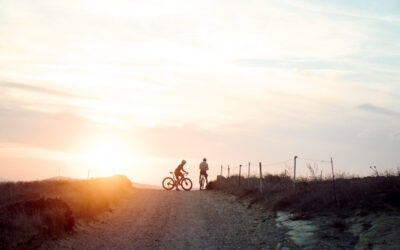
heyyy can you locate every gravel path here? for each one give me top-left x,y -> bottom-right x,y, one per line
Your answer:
41,189 -> 298,249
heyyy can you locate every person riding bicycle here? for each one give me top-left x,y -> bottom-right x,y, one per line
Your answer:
199,158 -> 209,187
174,160 -> 188,191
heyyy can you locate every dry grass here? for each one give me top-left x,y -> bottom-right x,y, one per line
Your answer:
0,175 -> 132,249
207,172 -> 400,216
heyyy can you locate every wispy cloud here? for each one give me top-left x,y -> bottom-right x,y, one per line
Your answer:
0,81 -> 90,99
283,0 -> 400,23
391,131 -> 400,141
358,103 -> 400,119
0,107 -> 87,151
232,58 -> 347,70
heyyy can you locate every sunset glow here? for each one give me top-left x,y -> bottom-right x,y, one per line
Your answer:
0,0 -> 399,184
86,145 -> 129,177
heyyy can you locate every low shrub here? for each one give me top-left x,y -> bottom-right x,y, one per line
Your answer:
0,175 -> 132,248
207,174 -> 400,216
0,198 -> 74,249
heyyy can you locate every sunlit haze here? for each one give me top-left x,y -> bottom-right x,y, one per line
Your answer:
1,0 -> 399,184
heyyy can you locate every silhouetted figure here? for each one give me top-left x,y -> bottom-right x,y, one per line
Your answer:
199,158 -> 209,187
174,160 -> 188,191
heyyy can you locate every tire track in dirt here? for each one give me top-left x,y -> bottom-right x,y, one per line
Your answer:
41,189 -> 297,249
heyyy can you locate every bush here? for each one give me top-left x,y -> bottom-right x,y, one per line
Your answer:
0,198 -> 74,249
0,175 -> 132,248
207,174 -> 400,216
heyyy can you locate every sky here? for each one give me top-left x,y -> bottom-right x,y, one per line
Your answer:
0,0 -> 399,185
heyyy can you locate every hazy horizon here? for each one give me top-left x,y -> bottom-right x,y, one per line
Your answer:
1,0 -> 399,185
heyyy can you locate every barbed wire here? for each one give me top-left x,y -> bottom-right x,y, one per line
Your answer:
261,159 -> 292,166
298,157 -> 331,163
219,156 -> 332,171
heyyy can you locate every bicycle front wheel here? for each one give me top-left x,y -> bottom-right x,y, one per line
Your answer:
180,177 -> 193,191
162,177 -> 175,190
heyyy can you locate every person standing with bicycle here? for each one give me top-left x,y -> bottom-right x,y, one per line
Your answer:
175,160 -> 188,191
199,158 -> 209,188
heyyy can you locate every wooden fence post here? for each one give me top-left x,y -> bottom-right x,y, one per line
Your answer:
331,157 -> 337,204
228,165 -> 230,178
221,165 -> 223,176
259,162 -> 263,193
248,162 -> 250,186
239,165 -> 242,186
293,156 -> 298,192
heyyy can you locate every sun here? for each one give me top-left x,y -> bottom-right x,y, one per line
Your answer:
86,144 -> 131,177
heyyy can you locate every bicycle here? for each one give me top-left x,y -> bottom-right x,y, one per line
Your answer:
162,172 -> 193,191
199,174 -> 206,190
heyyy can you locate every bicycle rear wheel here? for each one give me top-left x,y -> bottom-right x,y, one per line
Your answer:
180,177 -> 193,191
162,177 -> 175,190
199,177 -> 205,190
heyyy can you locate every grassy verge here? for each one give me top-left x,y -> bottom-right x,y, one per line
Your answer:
207,173 -> 400,216
0,175 -> 132,249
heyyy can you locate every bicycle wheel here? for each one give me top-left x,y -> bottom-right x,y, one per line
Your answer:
199,177 -> 204,190
180,177 -> 193,191
162,177 -> 175,190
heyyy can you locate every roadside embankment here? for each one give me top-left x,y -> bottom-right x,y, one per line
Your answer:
207,174 -> 400,249
0,175 -> 132,249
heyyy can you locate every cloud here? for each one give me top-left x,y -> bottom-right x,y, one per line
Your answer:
232,58 -> 345,70
358,103 -> 400,119
284,0 -> 400,23
357,128 -> 371,138
391,131 -> 400,141
0,81 -> 93,100
0,107 -> 87,151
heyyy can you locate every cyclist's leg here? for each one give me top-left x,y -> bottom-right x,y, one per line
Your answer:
199,173 -> 204,188
175,171 -> 182,190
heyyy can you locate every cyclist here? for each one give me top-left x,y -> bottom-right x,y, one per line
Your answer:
174,160 -> 188,191
199,158 -> 209,187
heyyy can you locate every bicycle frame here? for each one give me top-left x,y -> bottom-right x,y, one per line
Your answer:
170,171 -> 187,186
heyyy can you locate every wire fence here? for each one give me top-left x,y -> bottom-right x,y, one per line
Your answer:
218,156 -> 338,195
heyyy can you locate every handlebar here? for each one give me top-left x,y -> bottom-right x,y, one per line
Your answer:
170,171 -> 189,176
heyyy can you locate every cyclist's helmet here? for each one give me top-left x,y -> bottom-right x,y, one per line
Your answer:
203,158 -> 207,161
182,160 -> 186,164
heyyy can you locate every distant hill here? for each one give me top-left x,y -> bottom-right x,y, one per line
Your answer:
0,177 -> 9,182
132,182 -> 161,190
44,176 -> 76,181
43,176 -> 161,189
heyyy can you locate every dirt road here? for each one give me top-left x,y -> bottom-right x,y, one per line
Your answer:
42,189 -> 297,249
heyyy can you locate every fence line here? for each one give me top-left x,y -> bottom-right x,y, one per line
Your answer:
298,157 -> 331,163
218,155 -> 336,193
259,162 -> 263,192
261,159 -> 292,166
